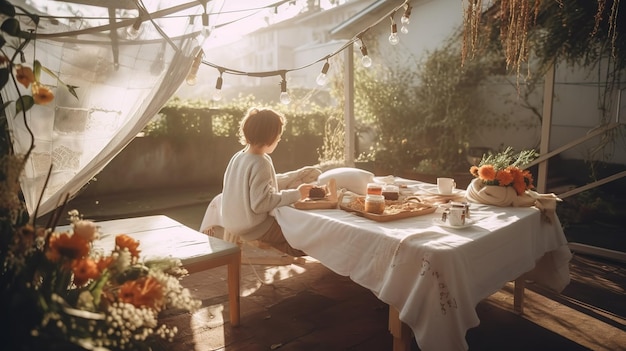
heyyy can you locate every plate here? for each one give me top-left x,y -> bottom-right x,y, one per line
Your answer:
422,188 -> 465,197
432,218 -> 475,229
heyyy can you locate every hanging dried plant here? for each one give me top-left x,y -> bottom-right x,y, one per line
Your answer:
461,0 -> 623,80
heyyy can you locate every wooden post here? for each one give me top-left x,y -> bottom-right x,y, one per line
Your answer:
538,63 -> 555,193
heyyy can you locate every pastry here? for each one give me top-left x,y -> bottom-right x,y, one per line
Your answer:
308,186 -> 327,199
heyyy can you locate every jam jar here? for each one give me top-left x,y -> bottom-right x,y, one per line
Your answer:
364,194 -> 385,214
366,183 -> 383,195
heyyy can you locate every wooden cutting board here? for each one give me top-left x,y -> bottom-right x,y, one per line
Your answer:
293,178 -> 338,210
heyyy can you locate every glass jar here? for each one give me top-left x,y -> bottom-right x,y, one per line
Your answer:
366,183 -> 383,195
364,194 -> 385,214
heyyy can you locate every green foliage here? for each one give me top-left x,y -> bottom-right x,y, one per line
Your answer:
150,94 -> 332,141
478,146 -> 538,170
349,39 -> 502,175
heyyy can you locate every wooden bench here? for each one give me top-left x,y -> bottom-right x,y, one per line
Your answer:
71,215 -> 241,326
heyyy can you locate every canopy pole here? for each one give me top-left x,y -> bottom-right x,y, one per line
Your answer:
343,45 -> 355,166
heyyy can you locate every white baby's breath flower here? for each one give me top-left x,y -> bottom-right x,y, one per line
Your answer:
73,219 -> 99,242
77,290 -> 95,310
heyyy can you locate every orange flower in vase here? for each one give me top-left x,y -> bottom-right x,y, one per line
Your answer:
466,147 -> 539,206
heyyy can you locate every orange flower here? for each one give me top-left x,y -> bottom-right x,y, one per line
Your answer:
469,165 -> 479,177
46,232 -> 91,262
496,168 -> 515,186
72,258 -> 100,286
522,170 -> 534,190
116,234 -> 140,258
96,255 -> 114,272
477,165 -> 496,181
15,65 -> 35,88
119,276 -> 164,311
508,168 -> 526,195
31,82 -> 54,105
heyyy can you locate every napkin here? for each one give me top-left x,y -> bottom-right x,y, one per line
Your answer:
527,190 -> 562,224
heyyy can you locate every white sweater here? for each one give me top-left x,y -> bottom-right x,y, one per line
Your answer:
221,150 -> 301,241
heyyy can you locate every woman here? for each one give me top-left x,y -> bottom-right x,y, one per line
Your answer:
221,107 -> 313,256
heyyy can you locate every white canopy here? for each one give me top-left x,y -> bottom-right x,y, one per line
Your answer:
2,1 -> 205,217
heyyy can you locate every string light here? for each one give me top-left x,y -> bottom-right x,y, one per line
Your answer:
388,16 -> 399,45
401,4 -> 412,34
279,73 -> 291,104
194,0 -> 409,90
126,17 -> 143,40
213,71 -> 224,101
199,0 -> 210,39
359,39 -> 372,68
185,49 -> 203,86
316,60 -> 330,86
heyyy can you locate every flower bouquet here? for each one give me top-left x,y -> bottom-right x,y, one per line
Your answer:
465,147 -> 538,207
1,208 -> 202,351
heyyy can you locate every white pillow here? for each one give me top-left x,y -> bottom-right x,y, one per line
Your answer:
317,167 -> 374,195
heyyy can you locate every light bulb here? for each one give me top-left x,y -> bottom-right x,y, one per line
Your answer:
212,76 -> 223,101
316,61 -> 330,86
186,49 -> 203,86
212,89 -> 223,101
361,55 -> 372,68
389,23 -> 399,45
389,32 -> 399,45
316,73 -> 328,86
186,74 -> 197,86
279,76 -> 290,104
401,5 -> 412,35
126,18 -> 142,40
360,45 -> 372,68
199,13 -> 210,41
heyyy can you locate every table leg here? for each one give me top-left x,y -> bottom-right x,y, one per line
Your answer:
228,252 -> 241,327
388,307 -> 412,351
514,276 -> 525,314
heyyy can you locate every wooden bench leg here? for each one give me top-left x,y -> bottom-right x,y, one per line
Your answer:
388,307 -> 412,351
228,251 -> 241,327
514,276 -> 525,315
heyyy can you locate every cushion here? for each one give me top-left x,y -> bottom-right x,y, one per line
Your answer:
317,167 -> 374,195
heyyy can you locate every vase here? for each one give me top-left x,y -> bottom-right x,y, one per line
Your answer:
466,178 -> 529,207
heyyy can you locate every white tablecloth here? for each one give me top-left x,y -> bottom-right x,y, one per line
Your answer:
273,181 -> 572,351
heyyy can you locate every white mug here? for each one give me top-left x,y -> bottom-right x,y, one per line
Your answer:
437,177 -> 456,195
446,207 -> 465,226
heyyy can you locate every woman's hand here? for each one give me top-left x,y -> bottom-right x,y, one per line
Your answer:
297,183 -> 314,200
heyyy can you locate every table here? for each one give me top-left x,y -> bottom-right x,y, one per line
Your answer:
273,181 -> 572,351
58,215 -> 242,326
